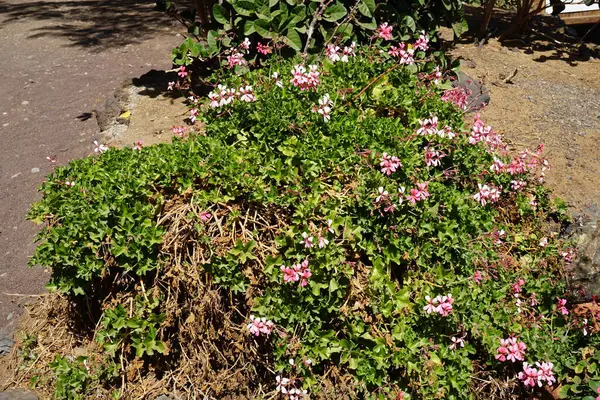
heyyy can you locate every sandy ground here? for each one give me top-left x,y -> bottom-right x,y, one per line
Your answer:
0,0 -> 183,338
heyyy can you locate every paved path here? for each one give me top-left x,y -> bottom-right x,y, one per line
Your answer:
0,0 -> 182,337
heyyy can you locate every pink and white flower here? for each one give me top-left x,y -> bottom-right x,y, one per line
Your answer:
417,116 -> 438,135
518,362 -> 539,387
227,52 -> 247,69
424,147 -> 445,168
257,42 -> 272,55
379,153 -> 402,175
300,232 -> 314,248
556,298 -> 569,315
93,140 -> 108,154
449,335 -> 465,350
133,140 -> 143,151
247,315 -> 274,336
239,85 -> 257,102
376,22 -> 393,41
495,337 -> 526,362
172,125 -> 186,137
414,31 -> 429,51
312,93 -> 333,122
290,64 -> 320,91
473,183 -> 501,206
177,66 -> 188,78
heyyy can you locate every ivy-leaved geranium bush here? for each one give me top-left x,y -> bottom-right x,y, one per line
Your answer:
26,33 -> 600,400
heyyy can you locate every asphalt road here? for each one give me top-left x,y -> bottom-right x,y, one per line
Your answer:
0,0 -> 182,338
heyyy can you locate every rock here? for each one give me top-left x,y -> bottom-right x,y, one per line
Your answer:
30,167 -> 40,174
564,204 -> 600,301
155,395 -> 180,400
0,337 -> 14,355
452,71 -> 490,112
0,389 -> 38,400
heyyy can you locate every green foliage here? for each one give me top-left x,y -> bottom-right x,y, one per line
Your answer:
161,0 -> 465,64
50,355 -> 120,400
30,47 -> 592,398
97,294 -> 167,358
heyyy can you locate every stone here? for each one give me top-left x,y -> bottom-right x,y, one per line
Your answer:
30,167 -> 40,174
155,395 -> 180,400
0,389 -> 38,400
0,337 -> 14,355
452,71 -> 490,112
564,204 -> 600,301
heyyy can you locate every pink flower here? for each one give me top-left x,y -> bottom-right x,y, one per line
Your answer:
256,42 -> 272,55
318,236 -> 329,248
312,93 -> 333,122
437,125 -> 456,139
496,337 -> 526,362
407,182 -> 430,204
557,298 -> 569,315
326,219 -> 334,234
239,85 -> 257,102
272,72 -> 283,88
379,153 -> 402,175
539,237 -> 548,247
300,232 -> 313,248
473,183 -> 501,206
441,87 -> 470,110
473,271 -> 483,284
535,362 -> 555,386
417,116 -> 438,135
46,155 -> 57,164
376,22 -> 393,41
518,362 -> 539,387
65,180 -> 75,187
341,42 -> 356,62
492,229 -> 505,244
414,31 -> 429,51
167,81 -> 175,91
432,66 -> 442,84
511,180 -> 527,191
597,387 -> 600,400
388,43 -> 404,57
276,376 -> 290,394
227,52 -> 247,69
424,147 -> 445,168
189,108 -> 199,123
561,248 -> 576,263
133,140 -> 143,151
490,157 -> 505,173
246,315 -> 274,336
449,335 -> 465,350
399,45 -> 415,65
423,295 -> 436,314
178,66 -> 188,78
469,114 -> 505,150
281,259 -> 311,287
326,44 -> 341,62
172,125 -> 186,137
199,211 -> 212,222
239,37 -> 251,52
290,64 -> 320,90
424,294 -> 453,316
375,187 -> 389,203
93,140 -> 108,154
512,278 -> 525,294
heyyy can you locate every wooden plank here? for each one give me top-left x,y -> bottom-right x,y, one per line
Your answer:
559,9 -> 600,24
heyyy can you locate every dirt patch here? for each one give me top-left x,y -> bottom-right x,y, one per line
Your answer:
444,32 -> 600,211
94,71 -> 191,149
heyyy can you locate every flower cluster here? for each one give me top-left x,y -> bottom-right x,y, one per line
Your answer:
406,182 -> 430,205
227,51 -> 247,69
93,140 -> 108,154
416,116 -> 439,135
326,42 -> 356,63
423,294 -> 454,316
376,22 -> 393,40
469,114 -> 505,150
379,153 -> 402,175
281,259 -> 312,287
518,361 -> 556,388
495,337 -> 526,362
473,183 -> 501,206
276,376 -> 308,399
449,334 -> 466,350
414,31 -> 429,51
560,247 -> 577,263
424,147 -> 445,168
441,87 -> 470,110
171,126 -> 186,137
312,93 -> 333,122
208,84 -> 256,109
512,278 -> 525,294
257,42 -> 272,55
388,43 -> 414,65
247,315 -> 274,337
133,140 -> 143,151
290,65 -> 320,90
556,298 -> 569,315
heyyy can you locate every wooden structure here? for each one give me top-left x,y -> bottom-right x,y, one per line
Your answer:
543,0 -> 600,25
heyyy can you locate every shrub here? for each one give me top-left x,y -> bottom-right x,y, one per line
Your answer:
159,0 -> 467,65
28,39 -> 600,399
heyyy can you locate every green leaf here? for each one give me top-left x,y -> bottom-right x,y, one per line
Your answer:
452,18 -> 469,37
357,17 -> 377,31
403,15 -> 416,32
557,385 -> 570,399
284,28 -> 302,51
212,4 -> 229,24
231,0 -> 255,16
254,19 -> 273,38
357,0 -> 372,18
323,2 -> 347,22
244,20 -> 256,35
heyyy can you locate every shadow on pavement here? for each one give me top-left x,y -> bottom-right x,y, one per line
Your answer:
0,0 -> 180,49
